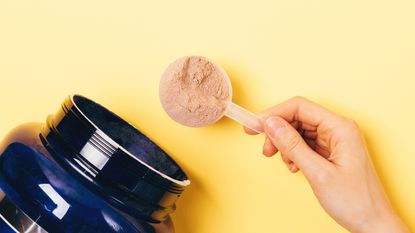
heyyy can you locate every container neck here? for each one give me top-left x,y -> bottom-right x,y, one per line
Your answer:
39,95 -> 189,223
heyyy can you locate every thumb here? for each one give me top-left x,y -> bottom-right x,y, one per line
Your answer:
264,116 -> 331,178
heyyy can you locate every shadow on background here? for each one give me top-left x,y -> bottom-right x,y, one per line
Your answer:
171,165 -> 217,233
364,131 -> 412,231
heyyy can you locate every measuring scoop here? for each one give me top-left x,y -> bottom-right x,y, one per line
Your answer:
159,56 -> 264,133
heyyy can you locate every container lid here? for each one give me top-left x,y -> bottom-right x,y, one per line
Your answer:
40,94 -> 190,222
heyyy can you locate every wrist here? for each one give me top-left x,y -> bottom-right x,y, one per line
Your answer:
357,210 -> 409,233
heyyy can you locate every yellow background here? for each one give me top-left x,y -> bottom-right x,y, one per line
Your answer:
1,1 -> 414,232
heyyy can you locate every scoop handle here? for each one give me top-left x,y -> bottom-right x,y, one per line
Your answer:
225,102 -> 264,133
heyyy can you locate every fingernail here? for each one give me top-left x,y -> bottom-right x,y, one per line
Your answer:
289,163 -> 297,172
265,117 -> 285,139
289,163 -> 296,172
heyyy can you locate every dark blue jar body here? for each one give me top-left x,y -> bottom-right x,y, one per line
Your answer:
0,95 -> 189,233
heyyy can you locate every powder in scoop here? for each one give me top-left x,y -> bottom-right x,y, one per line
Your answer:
159,56 -> 231,127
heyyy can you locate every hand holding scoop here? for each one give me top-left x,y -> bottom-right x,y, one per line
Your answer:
159,56 -> 264,133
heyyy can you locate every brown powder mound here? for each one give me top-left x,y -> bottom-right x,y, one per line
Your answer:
159,56 -> 231,127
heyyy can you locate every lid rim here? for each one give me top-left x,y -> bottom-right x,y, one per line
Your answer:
40,94 -> 189,222
68,94 -> 190,187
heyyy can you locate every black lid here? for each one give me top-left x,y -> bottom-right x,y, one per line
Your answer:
40,94 -> 190,223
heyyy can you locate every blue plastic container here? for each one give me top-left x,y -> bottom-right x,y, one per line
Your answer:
0,95 -> 190,233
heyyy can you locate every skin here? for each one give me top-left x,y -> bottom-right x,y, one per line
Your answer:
244,96 -> 410,233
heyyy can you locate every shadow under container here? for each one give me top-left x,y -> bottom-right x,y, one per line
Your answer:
0,95 -> 190,233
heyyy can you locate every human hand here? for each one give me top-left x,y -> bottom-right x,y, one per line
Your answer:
245,97 -> 410,233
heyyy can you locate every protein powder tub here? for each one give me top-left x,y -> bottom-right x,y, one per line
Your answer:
0,95 -> 189,233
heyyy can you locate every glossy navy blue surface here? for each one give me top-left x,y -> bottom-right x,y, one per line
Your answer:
0,217 -> 16,233
0,95 -> 189,233
41,96 -> 188,222
0,142 -> 150,233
